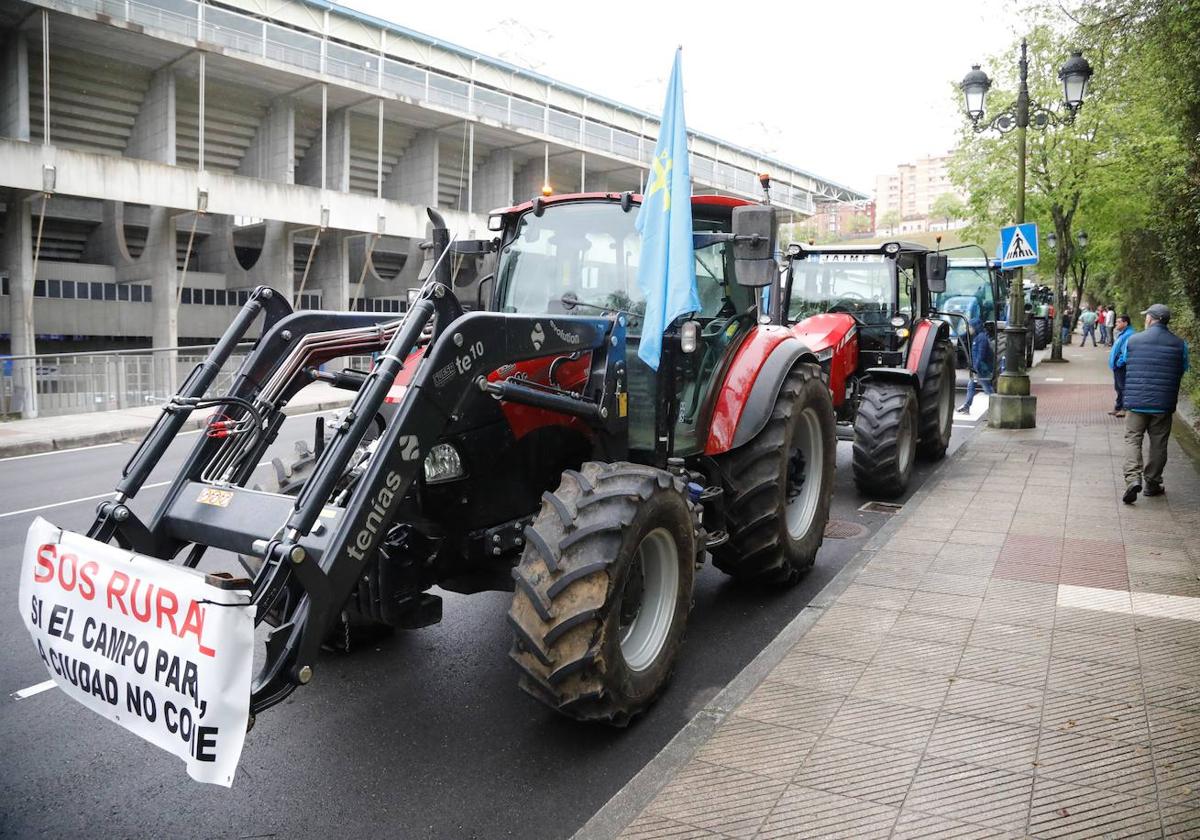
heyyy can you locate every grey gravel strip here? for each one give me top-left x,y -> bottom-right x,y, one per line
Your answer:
572,436 -> 978,840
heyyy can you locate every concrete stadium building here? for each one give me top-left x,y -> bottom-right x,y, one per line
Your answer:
0,0 -> 864,415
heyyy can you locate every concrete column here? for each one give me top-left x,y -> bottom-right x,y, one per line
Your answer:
347,235 -> 379,304
126,68 -> 176,164
473,149 -> 514,211
296,106 -> 349,191
513,159 -> 545,204
1,32 -> 30,141
242,220 -> 294,301
382,129 -> 438,206
238,99 -> 295,184
2,189 -> 37,417
311,231 -> 349,312
116,206 -> 178,394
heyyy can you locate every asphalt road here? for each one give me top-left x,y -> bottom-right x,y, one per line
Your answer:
0,405 -> 976,840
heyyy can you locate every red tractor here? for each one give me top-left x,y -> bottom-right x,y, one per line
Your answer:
775,242 -> 956,498
64,192 -> 837,737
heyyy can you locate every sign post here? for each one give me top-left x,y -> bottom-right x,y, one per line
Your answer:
990,222 -> 1038,429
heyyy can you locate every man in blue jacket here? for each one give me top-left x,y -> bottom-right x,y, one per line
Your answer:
1108,313 -> 1134,417
956,318 -> 994,414
1120,304 -> 1190,503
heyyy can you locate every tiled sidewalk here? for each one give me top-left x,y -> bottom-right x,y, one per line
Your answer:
610,345 -> 1200,839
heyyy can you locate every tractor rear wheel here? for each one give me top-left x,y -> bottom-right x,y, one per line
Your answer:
508,462 -> 695,725
1032,316 -> 1049,350
917,339 -> 955,461
713,363 -> 836,586
852,383 -> 918,499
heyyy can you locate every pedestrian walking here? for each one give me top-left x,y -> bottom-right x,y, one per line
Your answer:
1104,307 -> 1116,346
1098,305 -> 1108,345
1079,305 -> 1098,347
1108,313 -> 1134,417
1062,304 -> 1075,345
956,318 -> 995,414
1120,304 -> 1190,504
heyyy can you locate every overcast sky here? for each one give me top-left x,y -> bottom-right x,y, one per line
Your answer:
341,0 -> 1024,195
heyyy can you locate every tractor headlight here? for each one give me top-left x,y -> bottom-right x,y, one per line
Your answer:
815,347 -> 834,363
424,443 -> 465,484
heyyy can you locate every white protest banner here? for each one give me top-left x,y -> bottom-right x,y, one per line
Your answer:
19,516 -> 255,787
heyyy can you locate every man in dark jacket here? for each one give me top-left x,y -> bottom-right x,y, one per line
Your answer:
956,318 -> 994,413
1120,304 -> 1190,503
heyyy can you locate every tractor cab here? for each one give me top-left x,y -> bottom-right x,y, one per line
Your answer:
781,243 -> 930,359
488,193 -> 762,454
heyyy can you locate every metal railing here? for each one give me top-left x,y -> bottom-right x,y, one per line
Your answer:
36,0 -> 824,212
2,344 -> 374,419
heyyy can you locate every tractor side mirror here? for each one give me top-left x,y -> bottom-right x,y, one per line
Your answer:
926,254 -> 948,293
731,205 -> 777,287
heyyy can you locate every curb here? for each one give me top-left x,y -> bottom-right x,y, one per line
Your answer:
571,433 -> 978,840
0,399 -> 352,459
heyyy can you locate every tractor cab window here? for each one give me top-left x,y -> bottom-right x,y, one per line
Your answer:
496,202 -> 754,328
935,265 -> 995,340
787,255 -> 893,327
497,202 -> 643,322
896,260 -> 916,319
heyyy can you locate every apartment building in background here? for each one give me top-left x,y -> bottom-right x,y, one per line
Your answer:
873,153 -> 967,234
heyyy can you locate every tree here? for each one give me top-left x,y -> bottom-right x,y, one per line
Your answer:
949,22 -> 1124,362
930,193 -> 966,229
878,210 -> 900,235
847,213 -> 871,235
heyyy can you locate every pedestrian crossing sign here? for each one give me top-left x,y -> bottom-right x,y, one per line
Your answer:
999,222 -> 1039,269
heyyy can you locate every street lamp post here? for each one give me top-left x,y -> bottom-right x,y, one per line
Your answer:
961,39 -> 1093,428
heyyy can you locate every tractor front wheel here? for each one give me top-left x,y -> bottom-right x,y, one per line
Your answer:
508,462 -> 695,725
852,383 -> 918,499
917,339 -> 955,461
713,363 -> 836,586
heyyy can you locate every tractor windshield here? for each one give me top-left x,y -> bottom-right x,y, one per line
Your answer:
935,265 -> 995,339
496,200 -> 752,331
787,255 -> 894,326
497,202 -> 645,321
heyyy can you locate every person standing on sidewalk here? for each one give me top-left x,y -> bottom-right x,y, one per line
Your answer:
956,318 -> 994,414
1104,306 -> 1116,346
1062,304 -> 1075,345
1120,304 -> 1190,504
1108,313 -> 1134,417
1079,305 -> 1098,347
1098,305 -> 1109,345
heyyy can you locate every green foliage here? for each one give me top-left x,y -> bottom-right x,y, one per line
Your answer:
948,1 -> 1200,407
847,213 -> 872,234
930,192 -> 967,226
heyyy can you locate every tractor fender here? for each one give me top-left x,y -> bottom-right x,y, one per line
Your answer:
705,328 -> 818,455
863,367 -> 919,389
906,318 -> 951,387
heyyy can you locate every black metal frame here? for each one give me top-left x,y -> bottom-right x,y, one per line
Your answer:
85,273 -> 628,713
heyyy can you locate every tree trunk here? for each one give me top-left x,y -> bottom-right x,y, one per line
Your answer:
1048,203 -> 1077,363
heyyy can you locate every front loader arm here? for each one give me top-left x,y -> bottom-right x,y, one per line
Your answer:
250,309 -> 623,712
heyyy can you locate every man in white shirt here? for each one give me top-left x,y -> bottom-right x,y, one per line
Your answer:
1104,307 -> 1116,346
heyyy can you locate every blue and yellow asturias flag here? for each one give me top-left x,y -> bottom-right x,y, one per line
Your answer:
635,49 -> 699,371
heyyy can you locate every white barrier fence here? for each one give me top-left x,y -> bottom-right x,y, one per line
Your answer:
2,346 -> 373,418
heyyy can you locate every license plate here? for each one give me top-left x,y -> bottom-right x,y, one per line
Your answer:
19,517 -> 255,786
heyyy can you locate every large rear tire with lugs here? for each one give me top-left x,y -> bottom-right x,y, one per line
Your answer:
917,338 -> 955,461
713,362 -> 836,586
1032,316 -> 1050,350
852,382 -> 918,499
508,462 -> 695,726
